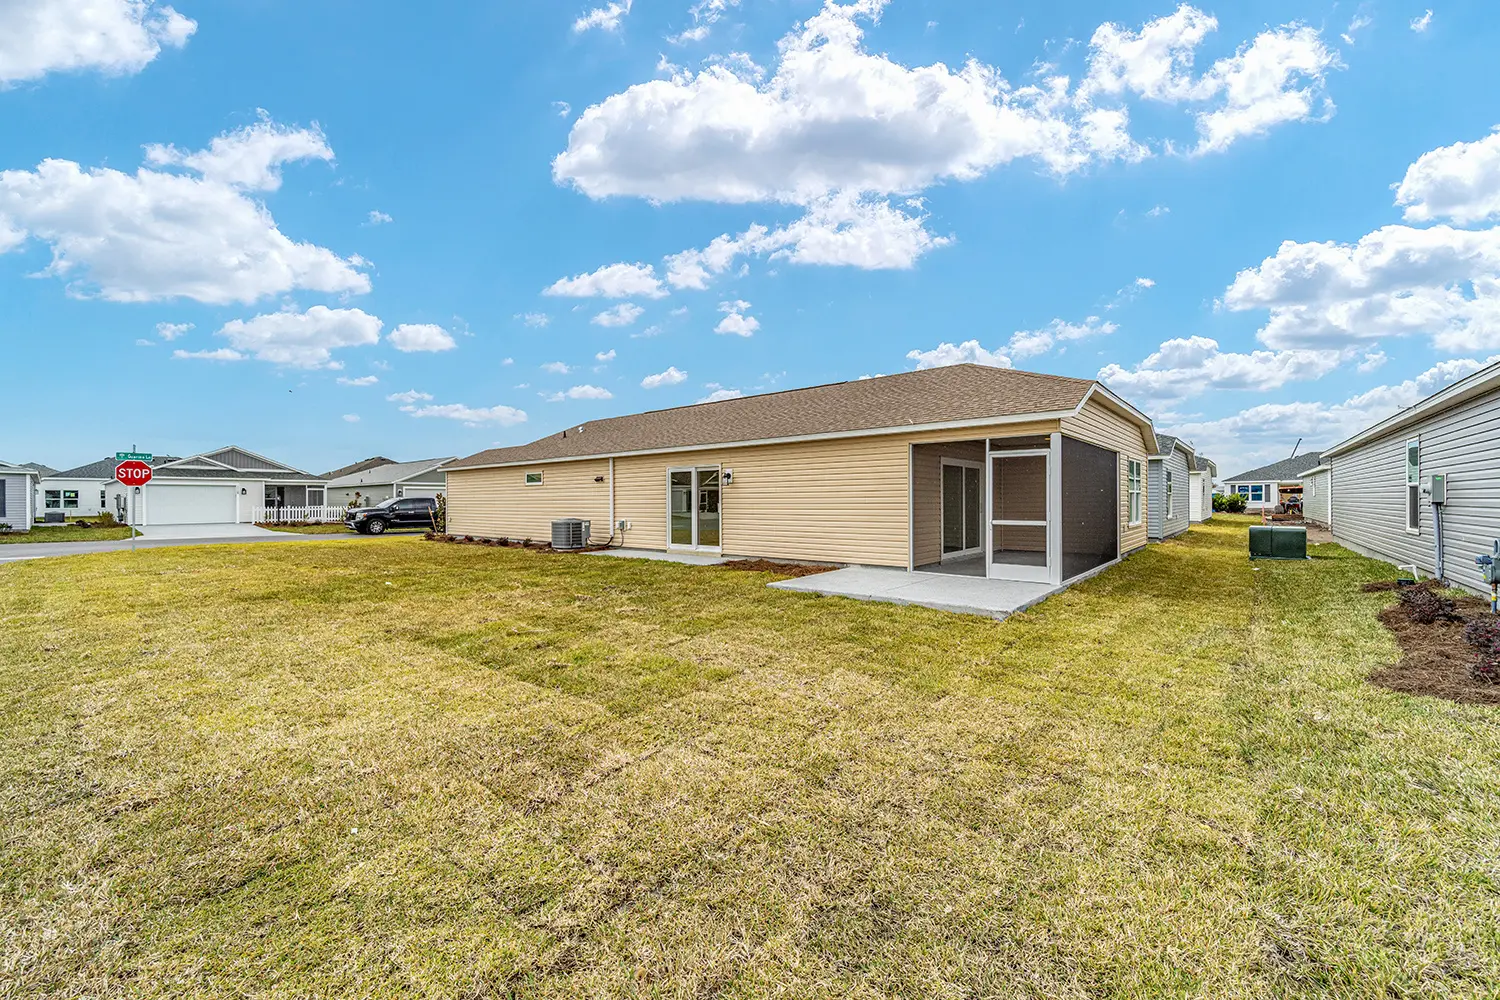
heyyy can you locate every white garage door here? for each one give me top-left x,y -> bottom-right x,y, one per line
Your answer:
146,485 -> 238,525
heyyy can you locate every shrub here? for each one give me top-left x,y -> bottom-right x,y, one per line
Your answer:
1399,586 -> 1458,625
432,494 -> 447,534
1464,616 -> 1500,684
93,511 -> 118,528
1214,493 -> 1247,514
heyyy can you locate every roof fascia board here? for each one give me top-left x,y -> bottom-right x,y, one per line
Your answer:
1077,383 -> 1157,453
449,408 -> 1080,472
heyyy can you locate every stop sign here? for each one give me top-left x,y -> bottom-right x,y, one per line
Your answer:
115,460 -> 153,486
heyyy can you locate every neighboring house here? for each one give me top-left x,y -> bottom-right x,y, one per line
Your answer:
1147,434 -> 1195,540
106,447 -> 329,526
1223,451 -> 1324,511
21,463 -> 58,479
322,455 -> 396,481
1189,456 -> 1217,523
327,457 -> 453,508
1323,359 -> 1500,593
0,461 -> 39,532
1301,463 -> 1332,527
39,455 -> 180,520
445,364 -> 1157,587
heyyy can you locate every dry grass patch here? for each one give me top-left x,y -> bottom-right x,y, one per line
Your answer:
2,518 -> 1499,997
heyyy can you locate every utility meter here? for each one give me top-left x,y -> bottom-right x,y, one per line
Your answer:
1425,473 -> 1447,505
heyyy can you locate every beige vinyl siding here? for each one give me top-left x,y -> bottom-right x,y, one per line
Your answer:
446,459 -> 611,541
911,441 -> 985,568
1060,397 -> 1151,554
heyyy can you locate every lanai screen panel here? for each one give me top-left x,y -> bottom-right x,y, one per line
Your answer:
1061,436 -> 1118,580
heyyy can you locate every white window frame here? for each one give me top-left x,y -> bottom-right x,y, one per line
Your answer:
1165,468 -> 1174,519
1127,460 -> 1143,525
1406,436 -> 1421,535
62,489 -> 79,510
666,466 -> 723,553
524,471 -> 544,486
44,489 -> 62,509
307,487 -> 326,507
939,458 -> 984,560
1249,484 -> 1264,503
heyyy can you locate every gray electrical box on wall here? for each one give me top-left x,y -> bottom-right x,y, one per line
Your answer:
1427,474 -> 1447,505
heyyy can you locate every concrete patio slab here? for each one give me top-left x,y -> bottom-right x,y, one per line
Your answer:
769,566 -> 1061,619
583,547 -> 728,566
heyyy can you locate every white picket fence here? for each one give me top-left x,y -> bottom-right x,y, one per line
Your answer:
251,505 -> 345,524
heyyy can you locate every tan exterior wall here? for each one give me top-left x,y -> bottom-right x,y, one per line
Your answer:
912,440 -> 984,568
446,458 -> 611,541
1061,396 -> 1153,554
442,410 -> 1151,569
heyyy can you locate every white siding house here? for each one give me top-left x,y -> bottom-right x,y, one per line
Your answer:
1302,464 -> 1332,526
1148,434 -> 1194,541
1189,456 -> 1217,523
1223,451 -> 1324,512
1325,360 -> 1500,594
107,447 -> 329,526
0,462 -> 38,532
326,458 -> 452,508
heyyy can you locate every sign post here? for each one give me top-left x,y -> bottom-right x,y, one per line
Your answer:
115,460 -> 153,550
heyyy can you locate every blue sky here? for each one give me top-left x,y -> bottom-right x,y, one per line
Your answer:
1,0 -> 1497,478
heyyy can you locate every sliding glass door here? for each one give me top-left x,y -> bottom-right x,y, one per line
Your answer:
941,460 -> 982,560
668,467 -> 722,551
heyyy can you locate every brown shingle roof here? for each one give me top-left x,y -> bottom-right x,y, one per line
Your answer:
450,364 -> 1103,469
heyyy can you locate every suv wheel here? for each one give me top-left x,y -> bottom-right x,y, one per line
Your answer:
366,518 -> 388,535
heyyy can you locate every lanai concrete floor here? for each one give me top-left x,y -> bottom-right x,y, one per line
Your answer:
769,567 -> 1060,619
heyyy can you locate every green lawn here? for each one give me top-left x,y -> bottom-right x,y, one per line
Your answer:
1,524 -> 136,543
2,516 -> 1498,997
258,522 -> 354,534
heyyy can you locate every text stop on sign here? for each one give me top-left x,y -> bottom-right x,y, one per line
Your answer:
115,460 -> 154,486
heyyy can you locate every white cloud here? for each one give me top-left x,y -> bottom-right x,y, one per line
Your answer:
595,349 -> 617,362
715,300 -> 759,336
697,387 -> 743,403
1006,315 -> 1118,358
553,0 -> 1148,206
337,375 -> 379,386
642,365 -> 688,388
155,320 -> 192,341
401,402 -> 528,427
389,323 -> 457,353
1341,14 -> 1373,45
906,340 -> 1013,369
342,413 -> 360,423
632,324 -> 663,338
386,389 -> 433,404
1079,5 -> 1220,104
1223,223 -> 1500,352
217,306 -> 383,369
1411,9 -> 1433,32
173,347 -> 244,362
541,361 -> 572,374
1147,204 -> 1170,217
1135,276 -> 1156,288
1395,128 -> 1500,225
544,384 -> 614,402
573,0 -> 632,33
591,302 -> 645,327
135,338 -> 153,347
669,0 -> 739,44
1096,335 -> 1345,403
367,210 -> 393,225
502,357 -> 515,365
1357,350 -> 1387,373
0,121 -> 368,304
553,101 -> 572,118
0,0 -> 195,86
544,261 -> 666,299
1168,356 -> 1495,476
517,311 -> 552,327
145,117 -> 333,192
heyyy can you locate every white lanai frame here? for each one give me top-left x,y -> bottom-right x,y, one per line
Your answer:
984,432 -> 1064,586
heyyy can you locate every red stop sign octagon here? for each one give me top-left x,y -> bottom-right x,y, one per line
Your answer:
115,460 -> 153,486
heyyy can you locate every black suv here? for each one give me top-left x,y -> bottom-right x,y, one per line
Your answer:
345,497 -> 439,534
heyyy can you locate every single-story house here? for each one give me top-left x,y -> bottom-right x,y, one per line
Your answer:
1301,463 -> 1332,527
1147,434 -> 1195,541
1323,359 -> 1500,593
39,455 -> 180,521
1190,456 -> 1217,523
322,455 -> 396,481
327,457 -> 453,508
107,447 -> 329,526
1223,451 -> 1324,512
445,364 -> 1156,587
0,461 -> 39,532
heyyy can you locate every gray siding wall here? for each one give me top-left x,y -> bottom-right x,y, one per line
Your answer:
0,474 -> 32,531
1304,469 -> 1331,526
1332,388 -> 1500,593
1148,450 -> 1192,540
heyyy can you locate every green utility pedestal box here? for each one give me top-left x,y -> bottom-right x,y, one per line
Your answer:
1249,525 -> 1309,560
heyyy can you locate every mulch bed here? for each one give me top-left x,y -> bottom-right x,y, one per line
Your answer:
719,559 -> 837,578
1368,583 -> 1500,705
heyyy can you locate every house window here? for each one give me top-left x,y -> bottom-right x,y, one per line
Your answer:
62,490 -> 79,510
45,490 -> 61,509
1127,460 -> 1142,525
307,487 -> 325,507
1249,485 -> 1264,503
1406,437 -> 1421,533
100,489 -> 107,509
1165,469 -> 1174,518
524,471 -> 544,486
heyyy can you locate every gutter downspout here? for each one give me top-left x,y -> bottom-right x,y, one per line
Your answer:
608,456 -> 616,546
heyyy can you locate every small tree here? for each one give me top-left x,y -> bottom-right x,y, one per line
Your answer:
431,493 -> 447,534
